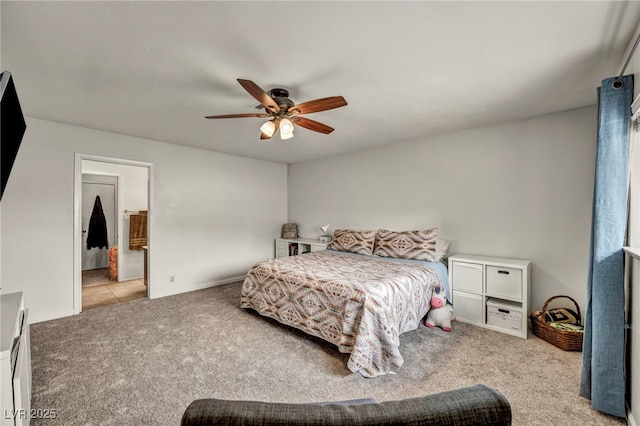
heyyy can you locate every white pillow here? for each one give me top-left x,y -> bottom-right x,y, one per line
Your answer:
434,239 -> 450,262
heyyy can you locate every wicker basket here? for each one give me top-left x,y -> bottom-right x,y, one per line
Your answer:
529,295 -> 583,351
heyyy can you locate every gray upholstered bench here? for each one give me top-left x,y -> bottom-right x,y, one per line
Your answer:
181,383 -> 511,425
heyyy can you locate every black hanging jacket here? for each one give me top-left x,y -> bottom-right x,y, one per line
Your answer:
87,195 -> 108,249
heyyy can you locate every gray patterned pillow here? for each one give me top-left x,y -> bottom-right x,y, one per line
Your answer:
373,228 -> 438,261
329,229 -> 377,255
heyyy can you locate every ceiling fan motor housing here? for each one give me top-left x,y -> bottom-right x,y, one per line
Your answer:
268,88 -> 289,98
268,88 -> 294,113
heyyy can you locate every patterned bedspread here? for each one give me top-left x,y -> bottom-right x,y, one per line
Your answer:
240,250 -> 443,377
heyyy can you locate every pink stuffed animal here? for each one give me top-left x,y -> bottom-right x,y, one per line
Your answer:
425,288 -> 453,332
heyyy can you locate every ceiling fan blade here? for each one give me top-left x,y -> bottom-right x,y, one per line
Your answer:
205,113 -> 270,119
260,132 -> 273,140
292,117 -> 335,134
237,79 -> 280,113
290,96 -> 347,115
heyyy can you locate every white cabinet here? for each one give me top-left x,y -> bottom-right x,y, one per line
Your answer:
1,292 -> 31,425
449,254 -> 530,339
275,238 -> 329,258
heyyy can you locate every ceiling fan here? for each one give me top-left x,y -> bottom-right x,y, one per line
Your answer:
205,79 -> 347,140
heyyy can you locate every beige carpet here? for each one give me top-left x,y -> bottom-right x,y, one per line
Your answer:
29,282 -> 625,425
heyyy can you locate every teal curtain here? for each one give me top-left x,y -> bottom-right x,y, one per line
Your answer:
579,74 -> 633,418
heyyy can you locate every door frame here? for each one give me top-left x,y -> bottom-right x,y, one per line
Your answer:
82,174 -> 120,275
73,153 -> 154,314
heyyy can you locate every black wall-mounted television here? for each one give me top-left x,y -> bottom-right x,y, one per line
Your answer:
1,71 -> 27,201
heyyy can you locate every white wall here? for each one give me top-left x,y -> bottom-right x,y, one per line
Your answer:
1,117 -> 288,323
82,160 -> 148,281
289,106 -> 596,312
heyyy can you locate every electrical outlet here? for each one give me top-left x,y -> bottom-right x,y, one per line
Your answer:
169,275 -> 175,284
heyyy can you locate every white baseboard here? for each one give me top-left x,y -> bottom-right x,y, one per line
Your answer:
31,308 -> 76,324
118,275 -> 144,282
151,275 -> 246,299
31,276 -> 246,323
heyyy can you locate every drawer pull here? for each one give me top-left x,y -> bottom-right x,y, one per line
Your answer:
498,308 -> 510,314
497,270 -> 510,275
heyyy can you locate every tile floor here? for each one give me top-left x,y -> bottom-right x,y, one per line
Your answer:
82,278 -> 147,311
82,268 -> 112,287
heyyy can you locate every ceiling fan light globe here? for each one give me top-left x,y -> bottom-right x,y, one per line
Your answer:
260,120 -> 276,137
279,118 -> 294,134
280,130 -> 294,140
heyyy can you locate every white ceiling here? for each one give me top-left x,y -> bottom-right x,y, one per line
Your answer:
2,1 -> 640,164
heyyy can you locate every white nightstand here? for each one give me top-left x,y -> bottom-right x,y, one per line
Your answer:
448,254 -> 531,339
275,238 -> 329,258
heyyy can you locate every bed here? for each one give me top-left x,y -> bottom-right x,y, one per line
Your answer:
240,229 -> 449,377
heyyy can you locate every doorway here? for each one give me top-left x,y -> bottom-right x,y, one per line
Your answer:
80,173 -> 145,310
74,154 -> 153,314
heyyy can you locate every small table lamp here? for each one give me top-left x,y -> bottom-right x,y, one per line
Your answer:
319,224 -> 332,242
